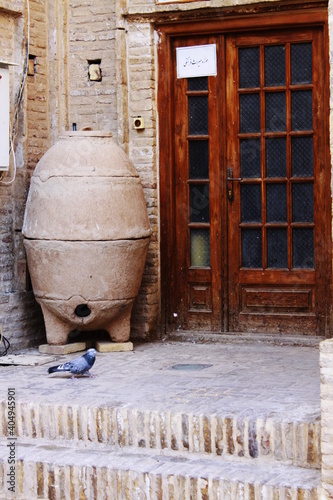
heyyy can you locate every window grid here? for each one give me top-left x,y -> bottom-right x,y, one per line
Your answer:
187,77 -> 211,268
239,42 -> 314,269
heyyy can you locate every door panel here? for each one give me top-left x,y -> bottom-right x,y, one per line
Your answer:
226,28 -> 328,334
168,25 -> 330,335
173,36 -> 223,331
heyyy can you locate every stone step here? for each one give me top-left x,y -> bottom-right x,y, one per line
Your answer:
168,331 -> 325,347
0,401 -> 321,470
0,440 -> 321,499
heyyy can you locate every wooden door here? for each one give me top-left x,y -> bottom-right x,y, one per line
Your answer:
164,23 -> 330,335
172,35 -> 224,331
226,28 -> 330,334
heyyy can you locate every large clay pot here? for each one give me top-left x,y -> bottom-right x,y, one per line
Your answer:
22,131 -> 151,345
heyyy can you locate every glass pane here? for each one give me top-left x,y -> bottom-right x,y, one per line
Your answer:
240,94 -> 260,133
291,91 -> 313,131
241,184 -> 261,223
266,184 -> 287,222
242,229 -> 262,268
291,43 -> 312,85
188,77 -> 208,91
266,138 -> 287,178
291,137 -> 313,177
240,139 -> 261,178
189,140 -> 209,179
293,228 -> 314,268
292,183 -> 314,222
265,45 -> 286,87
239,47 -> 260,88
189,96 -> 208,135
266,92 -> 286,131
190,185 -> 209,223
267,228 -> 288,268
191,229 -> 210,267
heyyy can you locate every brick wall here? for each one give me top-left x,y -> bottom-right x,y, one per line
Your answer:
65,0 -> 160,339
67,0 -> 118,136
0,8 -> 21,295
0,1 -> 45,349
126,21 -> 159,339
0,0 -> 160,349
321,2 -> 333,495
26,0 -> 50,173
321,340 -> 333,498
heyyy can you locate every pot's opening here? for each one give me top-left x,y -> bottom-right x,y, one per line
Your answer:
62,129 -> 113,138
75,304 -> 91,318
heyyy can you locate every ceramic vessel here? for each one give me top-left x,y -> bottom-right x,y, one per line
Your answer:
23,131 -> 151,345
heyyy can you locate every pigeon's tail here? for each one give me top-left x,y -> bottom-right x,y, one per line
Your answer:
48,363 -> 69,374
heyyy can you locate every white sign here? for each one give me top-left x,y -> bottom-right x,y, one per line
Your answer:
176,44 -> 217,79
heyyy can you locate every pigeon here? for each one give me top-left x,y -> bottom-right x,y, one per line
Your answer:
47,348 -> 96,380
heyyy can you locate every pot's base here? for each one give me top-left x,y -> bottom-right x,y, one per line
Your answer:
39,299 -> 133,346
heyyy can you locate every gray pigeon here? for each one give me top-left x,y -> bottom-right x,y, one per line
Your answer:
47,348 -> 96,380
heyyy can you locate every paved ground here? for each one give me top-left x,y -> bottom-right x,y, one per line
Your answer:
0,340 -> 321,421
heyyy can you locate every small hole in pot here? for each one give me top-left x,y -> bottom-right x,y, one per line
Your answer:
75,304 -> 91,317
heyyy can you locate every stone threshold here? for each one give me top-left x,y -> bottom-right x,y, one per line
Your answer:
166,331 -> 325,347
0,440 -> 321,499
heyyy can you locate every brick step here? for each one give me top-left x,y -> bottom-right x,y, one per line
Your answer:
0,401 -> 321,470
0,440 -> 321,499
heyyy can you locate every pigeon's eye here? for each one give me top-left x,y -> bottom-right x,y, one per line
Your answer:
74,304 -> 91,317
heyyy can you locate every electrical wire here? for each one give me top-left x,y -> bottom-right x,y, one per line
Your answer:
0,324 -> 10,357
0,0 -> 30,185
0,136 -> 17,186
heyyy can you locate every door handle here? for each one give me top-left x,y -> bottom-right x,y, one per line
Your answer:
227,167 -> 242,201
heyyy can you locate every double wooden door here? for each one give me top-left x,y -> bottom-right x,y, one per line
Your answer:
164,25 -> 330,335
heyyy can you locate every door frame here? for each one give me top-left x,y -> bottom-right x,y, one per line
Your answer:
157,5 -> 332,335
